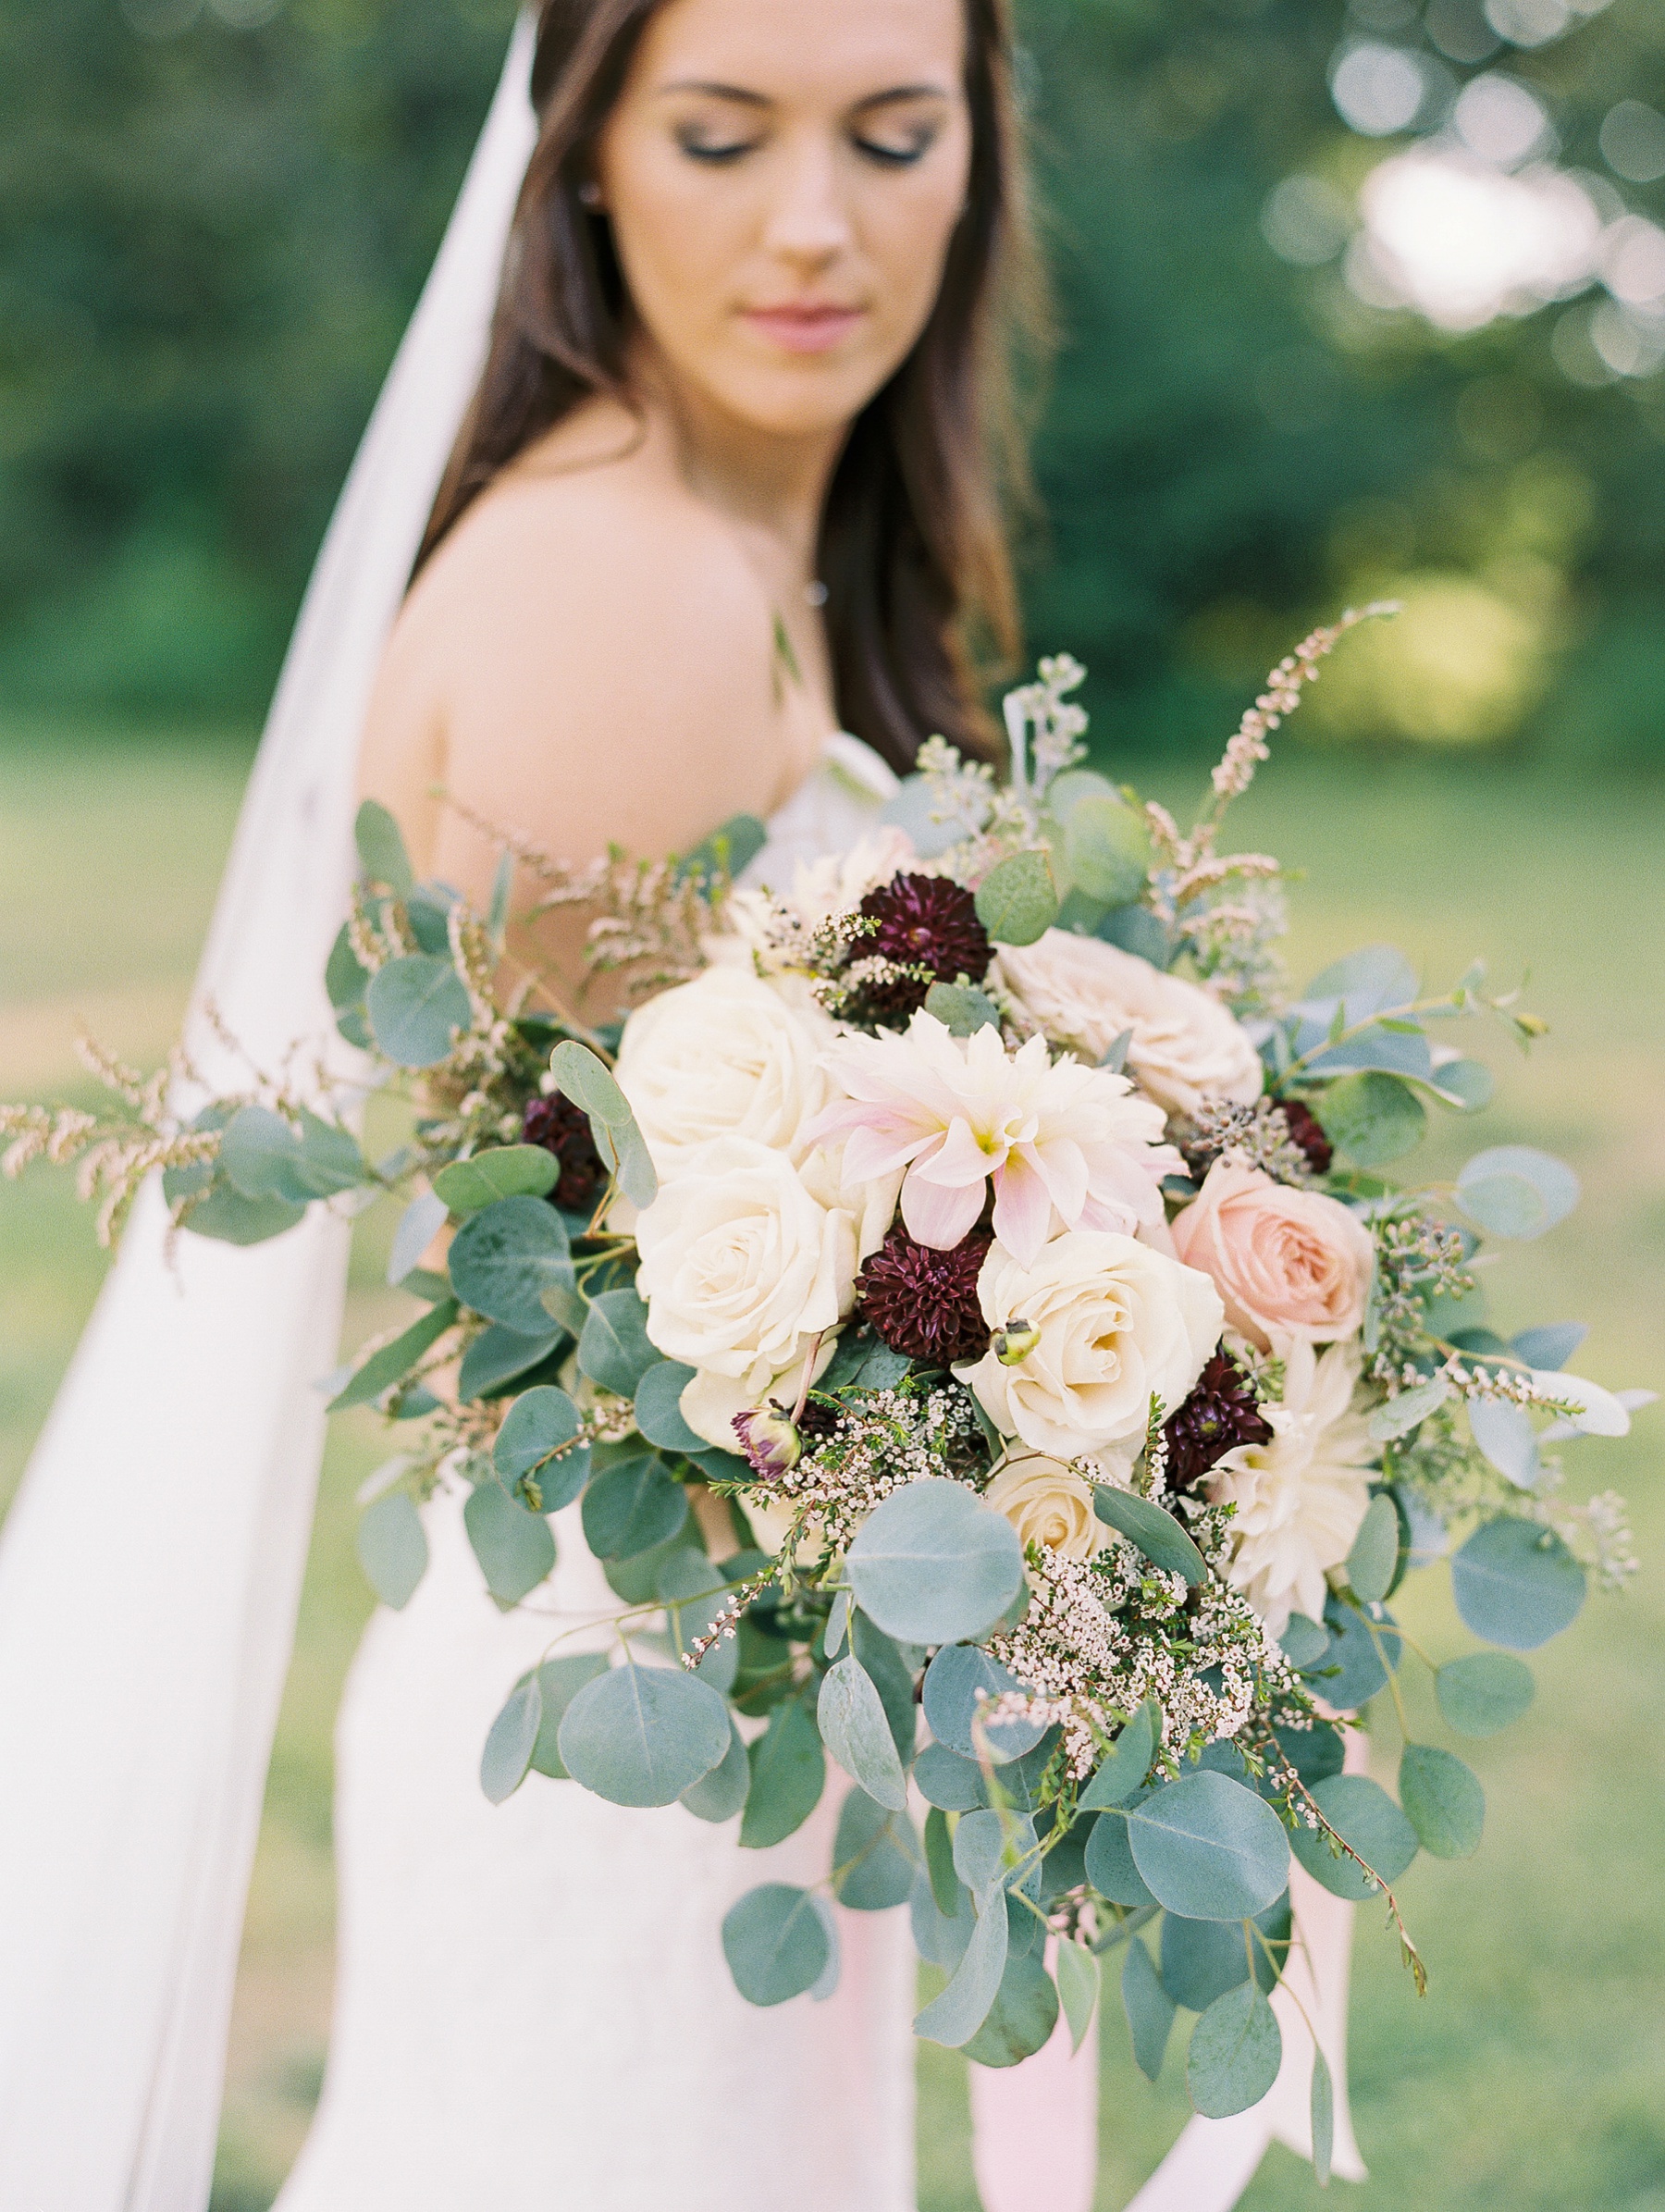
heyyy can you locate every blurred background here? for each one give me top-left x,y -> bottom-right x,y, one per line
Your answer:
1,1 -> 1661,2207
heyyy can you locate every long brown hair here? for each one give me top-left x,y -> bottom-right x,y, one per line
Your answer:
417,0 -> 1046,775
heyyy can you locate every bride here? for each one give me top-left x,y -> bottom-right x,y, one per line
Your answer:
281,0 -> 1038,2206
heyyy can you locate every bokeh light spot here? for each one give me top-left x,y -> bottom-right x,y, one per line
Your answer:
1600,101 -> 1665,187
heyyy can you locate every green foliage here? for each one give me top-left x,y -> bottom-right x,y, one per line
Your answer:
922,982 -> 1002,1037
328,1297 -> 457,1414
1084,1810 -> 1157,1909
1457,1147 -> 1582,1241
973,850 -> 1060,946
1400,1744 -> 1486,1860
1121,1935 -> 1177,2082
846,1477 -> 1026,1646
963,1947 -> 1060,2069
492,1386 -> 588,1512
1346,1492 -> 1402,1605
364,955 -> 471,1069
632,1360 -> 705,1453
579,1452 -> 687,1561
1187,1982 -> 1283,2119
1436,1651 -> 1536,1738
1290,1773 -> 1420,1902
353,801 -> 414,897
528,1654 -> 609,1780
447,1197 -> 574,1337
832,1786 -> 921,1911
1055,1936 -> 1100,2056
1125,1773 -> 1290,1922
740,1689 -> 826,1850
1079,1699 -> 1159,1810
722,1884 -> 830,2007
921,1641 -> 1046,1764
679,1716 -> 751,1822
1318,1070 -> 1427,1168
914,1880 -> 1009,2048
1451,1516 -> 1587,1650
575,1288 -> 657,1398
1092,1484 -> 1208,1585
462,1479 -> 555,1604
354,1490 -> 427,1611
556,1658 -> 730,1809
819,1654 -> 909,1812
479,1675 -> 541,1805
432,1146 -> 558,1213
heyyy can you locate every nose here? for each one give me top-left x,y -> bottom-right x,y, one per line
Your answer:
760,130 -> 854,272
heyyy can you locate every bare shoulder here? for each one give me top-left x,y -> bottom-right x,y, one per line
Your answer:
361,404 -> 783,896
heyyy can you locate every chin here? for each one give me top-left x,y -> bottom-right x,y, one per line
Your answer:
710,357 -> 903,441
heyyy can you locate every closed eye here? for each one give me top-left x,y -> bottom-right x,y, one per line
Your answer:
676,130 -> 762,165
852,127 -> 941,168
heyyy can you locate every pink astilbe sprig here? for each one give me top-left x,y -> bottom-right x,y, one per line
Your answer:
807,1009 -> 1180,1267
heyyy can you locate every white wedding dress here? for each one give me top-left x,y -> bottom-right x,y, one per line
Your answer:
277,733 -> 921,2212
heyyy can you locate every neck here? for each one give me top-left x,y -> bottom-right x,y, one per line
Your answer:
630,340 -> 845,580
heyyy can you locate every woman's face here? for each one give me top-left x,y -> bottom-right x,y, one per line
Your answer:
596,0 -> 973,442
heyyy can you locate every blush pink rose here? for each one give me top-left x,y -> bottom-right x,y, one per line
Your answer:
1169,1161 -> 1373,1351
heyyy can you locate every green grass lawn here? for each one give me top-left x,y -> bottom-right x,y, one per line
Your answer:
2,726 -> 1660,2211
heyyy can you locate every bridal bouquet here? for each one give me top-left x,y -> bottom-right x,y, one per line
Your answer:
7,619 -> 1647,2141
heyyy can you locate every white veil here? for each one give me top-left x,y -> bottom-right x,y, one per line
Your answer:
0,21 -> 536,2206
0,15 -> 1360,2207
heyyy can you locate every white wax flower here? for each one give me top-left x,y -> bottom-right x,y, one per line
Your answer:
961,1230 -> 1223,1460
1210,1338 -> 1375,1638
992,930 -> 1264,1118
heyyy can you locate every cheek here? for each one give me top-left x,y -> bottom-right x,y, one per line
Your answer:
858,179 -> 968,343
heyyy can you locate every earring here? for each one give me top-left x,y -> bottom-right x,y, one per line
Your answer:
578,180 -> 603,210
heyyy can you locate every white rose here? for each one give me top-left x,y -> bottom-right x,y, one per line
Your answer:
1209,1339 -> 1375,1638
983,1450 -> 1108,1562
992,931 -> 1263,1118
616,965 -> 835,1175
634,1136 -> 857,1450
962,1230 -> 1224,1459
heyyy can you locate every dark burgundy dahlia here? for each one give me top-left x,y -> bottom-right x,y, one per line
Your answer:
521,1093 -> 609,1213
856,1224 -> 993,1366
1165,1346 -> 1274,1492
849,872 -> 992,1023
1278,1098 -> 1334,1176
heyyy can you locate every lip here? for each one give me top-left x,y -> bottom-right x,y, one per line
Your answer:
740,303 -> 867,355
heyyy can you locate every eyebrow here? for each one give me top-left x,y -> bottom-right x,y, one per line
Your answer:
657,80 -> 953,111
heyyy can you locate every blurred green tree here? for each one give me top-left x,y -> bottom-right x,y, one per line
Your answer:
0,0 -> 1660,761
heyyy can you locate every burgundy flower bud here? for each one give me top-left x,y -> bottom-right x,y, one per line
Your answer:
521,1092 -> 608,1213
855,1223 -> 993,1365
1278,1098 -> 1334,1176
733,1403 -> 802,1480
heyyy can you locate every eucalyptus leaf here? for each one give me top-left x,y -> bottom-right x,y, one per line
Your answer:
1367,1376 -> 1449,1442
1289,1773 -> 1418,1901
1055,1936 -> 1101,2056
1313,1596 -> 1402,1708
1423,1056 -> 1494,1111
218,1106 -> 315,1205
922,1642 -> 1045,1764
914,1742 -> 987,1813
1315,1069 -> 1426,1167
1450,1515 -> 1585,1650
480,1674 -> 542,1804
1467,1398 -> 1542,1489
1082,1809 -> 1157,1909
953,1808 -> 1039,1897
529,1653 -> 610,1777
740,1690 -> 825,1849
923,982 -> 1002,1036
1279,1613 -> 1330,1669
448,1197 -> 574,1337
1312,2045 -> 1336,2188
846,1478 -> 1025,1646
914,1879 -> 1009,2047
722,1884 -> 830,2007
1511,1322 -> 1588,1372
1097,903 -> 1175,968
1079,1699 -> 1158,1810
463,1479 -> 557,1602
912,1865 -> 976,1971
1064,791 -> 1151,906
432,1146 -> 559,1213
1399,1742 -> 1485,1860
354,797 -> 415,896
1303,944 -> 1418,1019
832,1786 -> 921,1910
365,953 -> 472,1069
1092,1485 -> 1206,1585
388,1189 -> 449,1289
1161,1912 -> 1260,2012
924,1805 -> 961,1915
180,1183 -> 307,1246
675,811 -> 769,887
328,1297 -> 459,1413
658,1550 -> 740,1694
820,1655 -> 909,1811
577,1288 -> 658,1397
1122,1936 -> 1176,2082
326,921 -> 369,1013
549,1039 -> 635,1127
1127,1773 -> 1289,1921
456,1322 -> 564,1404
558,1659 -> 730,1807
1435,1651 -> 1535,1737
679,1716 -> 751,1821
493,1385 -> 589,1511
634,1360 -> 706,1453
355,1490 -> 428,1610
1345,1493 -> 1400,1604
1188,1982 -> 1282,2119
1456,1145 -> 1580,1241
580,1452 -> 688,1560
973,848 -> 1060,947
962,1947 -> 1061,2069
